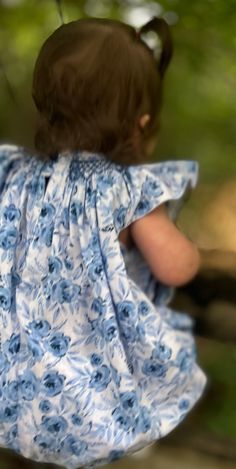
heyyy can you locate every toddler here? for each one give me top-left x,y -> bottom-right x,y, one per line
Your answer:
0,17 -> 206,469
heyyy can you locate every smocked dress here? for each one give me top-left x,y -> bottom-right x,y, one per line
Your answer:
0,145 -> 206,469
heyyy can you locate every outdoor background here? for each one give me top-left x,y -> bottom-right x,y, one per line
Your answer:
0,1 -> 236,468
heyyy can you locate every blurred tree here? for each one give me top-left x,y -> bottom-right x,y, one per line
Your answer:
0,0 -> 235,183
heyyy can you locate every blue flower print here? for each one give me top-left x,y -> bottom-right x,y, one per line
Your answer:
138,301 -> 150,316
0,352 -> 10,375
136,323 -> 146,342
27,340 -> 44,364
136,406 -> 151,433
41,415 -> 68,435
27,175 -> 45,198
62,208 -> 69,230
39,400 -> 52,413
134,199 -> 151,217
0,148 -> 206,465
142,359 -> 168,378
62,434 -> 88,457
108,450 -> 125,462
19,369 -> 40,401
142,178 -> 163,198
6,424 -> 18,449
70,201 -> 83,224
117,301 -> 135,321
53,278 -> 81,303
91,297 -> 106,315
90,353 -> 103,366
175,348 -> 193,372
178,398 -> 190,411
3,204 -> 21,222
112,407 -> 133,431
0,404 -> 19,423
120,391 -> 139,414
113,206 -> 127,230
7,424 -> 17,439
89,365 -> 111,392
152,343 -> 172,362
102,318 -> 117,342
71,413 -> 83,426
45,332 -> 71,357
121,326 -> 137,343
4,380 -> 19,402
43,280 -> 53,301
41,370 -> 65,397
64,257 -> 74,270
90,318 -> 100,331
4,333 -> 20,357
40,225 -> 54,247
0,227 -> 19,250
69,159 -> 83,182
88,257 -> 103,282
28,319 -> 51,339
0,286 -> 11,310
48,256 -> 63,275
88,234 -> 100,253
34,434 -> 56,452
97,175 -> 114,194
40,203 -> 56,223
27,177 -> 37,195
110,365 -> 121,387
86,185 -> 96,208
12,173 -> 26,192
11,271 -> 21,287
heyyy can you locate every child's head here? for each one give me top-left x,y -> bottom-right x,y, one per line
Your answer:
32,17 -> 172,164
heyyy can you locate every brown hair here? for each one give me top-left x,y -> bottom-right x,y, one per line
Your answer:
32,17 -> 172,164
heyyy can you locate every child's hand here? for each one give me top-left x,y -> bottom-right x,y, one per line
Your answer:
130,204 -> 200,287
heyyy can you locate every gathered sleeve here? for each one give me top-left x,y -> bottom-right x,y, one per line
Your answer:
96,160 -> 198,234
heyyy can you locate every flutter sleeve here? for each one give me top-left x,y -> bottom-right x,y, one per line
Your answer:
104,159 -> 198,233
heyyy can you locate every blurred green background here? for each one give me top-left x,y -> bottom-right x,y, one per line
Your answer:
1,0 -> 236,182
0,1 -> 236,468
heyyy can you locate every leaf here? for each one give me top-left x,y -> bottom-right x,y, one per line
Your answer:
53,307 -> 61,322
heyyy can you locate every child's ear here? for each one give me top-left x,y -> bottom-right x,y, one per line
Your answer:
139,114 -> 151,131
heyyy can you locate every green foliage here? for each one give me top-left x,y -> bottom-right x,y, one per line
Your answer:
198,339 -> 236,438
0,0 -> 235,183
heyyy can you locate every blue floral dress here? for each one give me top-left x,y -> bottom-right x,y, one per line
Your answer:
0,145 -> 206,468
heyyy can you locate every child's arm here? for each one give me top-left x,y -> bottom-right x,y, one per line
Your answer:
130,204 -> 200,287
